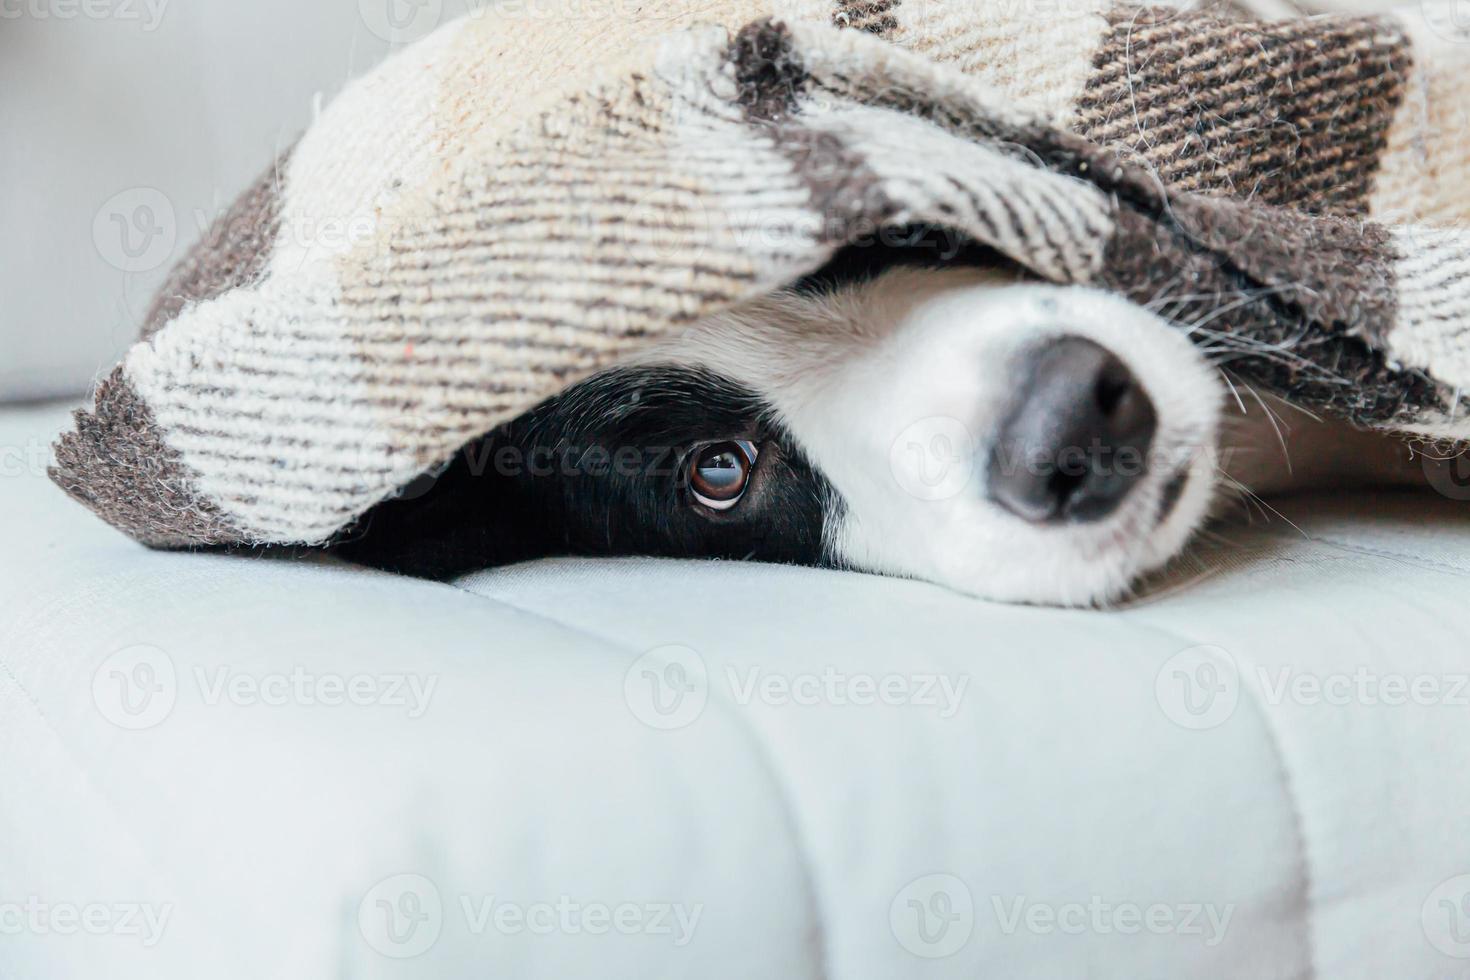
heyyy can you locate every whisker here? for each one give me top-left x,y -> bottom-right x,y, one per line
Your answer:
1219,371 -> 1248,415
1241,383 -> 1293,476
1217,472 -> 1309,539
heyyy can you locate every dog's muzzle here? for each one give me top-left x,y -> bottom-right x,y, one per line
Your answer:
986,336 -> 1159,524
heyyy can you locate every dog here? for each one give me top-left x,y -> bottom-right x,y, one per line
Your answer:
334,260 -> 1430,606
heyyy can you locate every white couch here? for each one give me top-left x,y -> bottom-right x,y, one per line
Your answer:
8,398 -> 1470,979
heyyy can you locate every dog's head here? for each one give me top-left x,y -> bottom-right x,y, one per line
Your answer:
338,266 -> 1223,606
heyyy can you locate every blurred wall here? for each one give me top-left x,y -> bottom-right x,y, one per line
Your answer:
0,0 -> 481,402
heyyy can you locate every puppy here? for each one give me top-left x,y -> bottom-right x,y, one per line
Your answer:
334,264 -> 1429,606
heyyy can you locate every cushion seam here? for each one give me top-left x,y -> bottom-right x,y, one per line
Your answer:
446,579 -> 831,980
0,651 -> 182,896
1119,616 -> 1318,980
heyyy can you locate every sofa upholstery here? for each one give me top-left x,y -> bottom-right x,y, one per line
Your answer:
7,399 -> 1470,978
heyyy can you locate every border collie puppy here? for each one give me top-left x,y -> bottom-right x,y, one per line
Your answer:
335,264 -> 1426,606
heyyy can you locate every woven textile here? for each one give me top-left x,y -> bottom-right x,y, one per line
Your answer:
50,0 -> 1470,547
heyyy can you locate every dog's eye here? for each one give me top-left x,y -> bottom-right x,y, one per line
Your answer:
687,440 -> 758,511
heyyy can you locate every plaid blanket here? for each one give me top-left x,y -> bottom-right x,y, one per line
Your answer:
51,0 -> 1470,548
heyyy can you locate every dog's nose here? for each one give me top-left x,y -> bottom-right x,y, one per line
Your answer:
986,336 -> 1157,523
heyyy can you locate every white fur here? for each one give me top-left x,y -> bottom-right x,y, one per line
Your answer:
639,266 -> 1226,606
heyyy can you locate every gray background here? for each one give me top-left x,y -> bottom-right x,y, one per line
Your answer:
1,0 -> 490,402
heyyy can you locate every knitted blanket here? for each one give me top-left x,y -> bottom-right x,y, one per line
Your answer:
51,0 -> 1470,548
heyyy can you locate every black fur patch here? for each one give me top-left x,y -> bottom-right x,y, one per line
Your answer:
332,367 -> 837,580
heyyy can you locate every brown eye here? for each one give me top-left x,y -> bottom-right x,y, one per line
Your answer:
687,440 -> 758,511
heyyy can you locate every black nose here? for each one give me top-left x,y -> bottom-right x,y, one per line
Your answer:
986,336 -> 1157,524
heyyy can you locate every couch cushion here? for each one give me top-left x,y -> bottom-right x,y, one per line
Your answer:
9,399 -> 1470,978
460,494 -> 1470,977
1,402 -> 819,980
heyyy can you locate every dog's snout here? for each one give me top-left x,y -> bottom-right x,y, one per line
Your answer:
986,336 -> 1157,524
